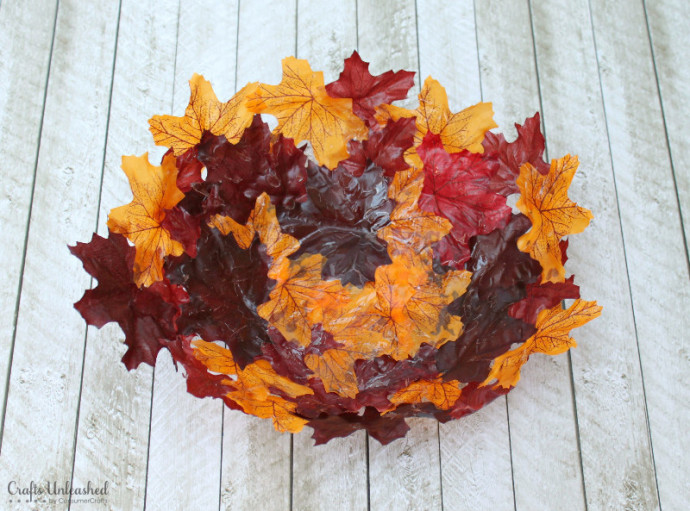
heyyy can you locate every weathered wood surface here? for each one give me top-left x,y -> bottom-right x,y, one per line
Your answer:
590,0 -> 690,509
72,1 -> 177,510
531,0 -> 659,509
1,1 -> 688,509
0,0 -> 58,443
0,2 -> 120,511
476,1 -> 587,509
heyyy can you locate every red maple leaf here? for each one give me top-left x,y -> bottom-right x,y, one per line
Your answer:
417,132 -> 511,269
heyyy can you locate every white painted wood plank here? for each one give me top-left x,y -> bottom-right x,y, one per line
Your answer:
358,2 -> 441,509
292,432 -> 367,511
72,3 -> 178,508
589,1 -> 690,508
144,1 -> 238,508
0,0 -> 120,509
417,2 -> 514,509
216,2 -> 297,509
358,0 -> 420,108
475,1 -> 586,509
530,0 -> 659,509
0,0 -> 57,430
368,418 -> 441,511
292,3 -> 368,510
645,0 -> 690,254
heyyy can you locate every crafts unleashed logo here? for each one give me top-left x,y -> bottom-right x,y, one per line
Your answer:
6,480 -> 109,505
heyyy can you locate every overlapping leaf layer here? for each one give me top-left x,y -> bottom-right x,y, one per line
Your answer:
71,53 -> 600,444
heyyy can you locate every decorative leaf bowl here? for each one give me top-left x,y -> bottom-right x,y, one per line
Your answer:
71,52 -> 601,444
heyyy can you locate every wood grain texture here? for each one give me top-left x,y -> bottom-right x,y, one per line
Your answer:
475,1 -> 586,508
530,0 -> 659,509
0,0 -> 57,431
215,2 -> 297,509
589,0 -> 690,508
292,3 -> 368,509
358,3 -> 442,509
417,2 -> 514,508
645,0 -> 690,255
144,1 -> 238,508
71,2 -> 178,509
0,1 -> 120,510
368,419 -> 441,511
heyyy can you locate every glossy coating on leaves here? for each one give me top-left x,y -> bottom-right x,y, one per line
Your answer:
70,54 -> 600,445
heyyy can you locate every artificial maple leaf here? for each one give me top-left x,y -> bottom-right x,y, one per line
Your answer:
483,112 -> 550,195
246,57 -> 368,169
70,232 -> 188,369
483,299 -> 602,388
304,348 -> 360,399
365,253 -> 470,360
377,76 -> 497,166
325,51 -> 416,127
149,75 -> 257,156
258,253 -> 349,347
436,214 -> 541,382
166,224 -> 274,368
197,116 -> 308,224
193,339 -> 313,432
377,167 -> 452,257
107,153 -> 185,287
509,276 -> 580,325
516,155 -> 593,283
417,132 -> 511,269
389,377 -> 464,409
277,158 -> 395,286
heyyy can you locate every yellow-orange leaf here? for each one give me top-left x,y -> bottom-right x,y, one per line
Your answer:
192,340 -> 312,433
389,377 -> 464,409
208,193 -> 299,264
107,153 -> 184,287
378,168 -> 452,256
367,254 -> 470,360
257,253 -> 350,346
377,76 -> 497,166
246,57 -> 368,169
304,348 -> 361,398
149,75 -> 257,156
483,299 -> 602,389
516,155 -> 594,283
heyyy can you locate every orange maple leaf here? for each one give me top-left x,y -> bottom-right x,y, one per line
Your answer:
192,340 -> 313,433
366,253 -> 470,360
208,192 -> 299,264
389,377 -> 465,409
257,253 -> 350,347
149,75 -> 257,156
516,155 -> 594,283
304,347 -> 363,399
107,153 -> 184,287
246,57 -> 368,169
482,299 -> 602,389
377,168 -> 452,257
376,76 -> 496,166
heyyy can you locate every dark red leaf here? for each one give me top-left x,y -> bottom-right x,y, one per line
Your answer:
174,147 -> 204,192
161,205 -> 201,257
307,407 -> 410,445
166,225 -> 275,369
436,214 -> 540,382
364,117 -> 416,177
277,157 -> 394,286
197,115 -> 308,223
325,51 -> 416,127
70,232 -> 187,369
417,132 -> 511,269
483,112 -> 550,195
